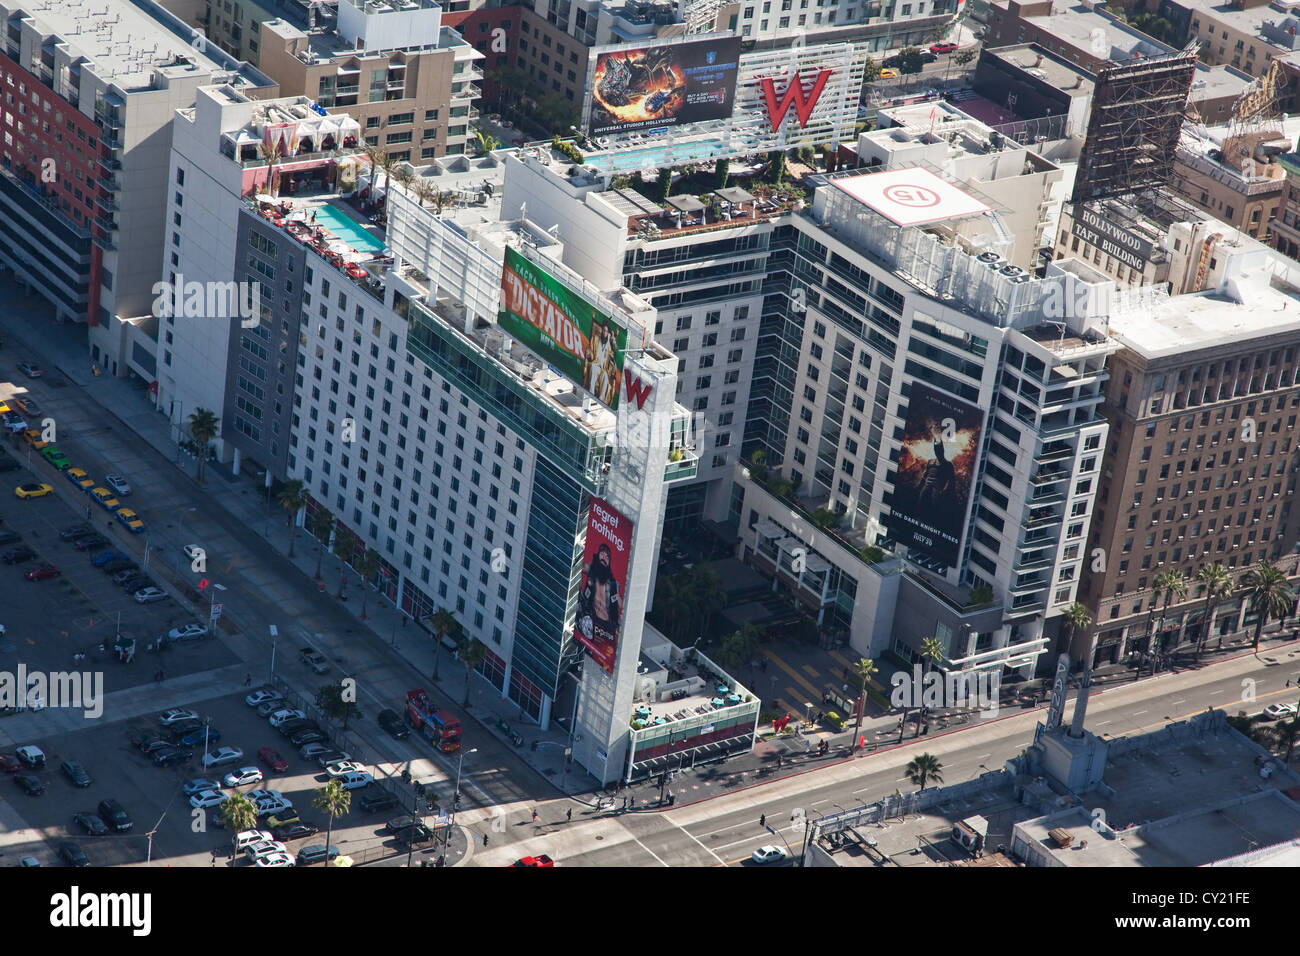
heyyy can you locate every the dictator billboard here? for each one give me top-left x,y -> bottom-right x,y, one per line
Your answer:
588,35 -> 741,136
499,246 -> 628,409
575,497 -> 633,675
886,382 -> 985,566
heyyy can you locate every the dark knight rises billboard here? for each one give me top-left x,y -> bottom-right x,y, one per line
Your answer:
588,35 -> 741,136
886,382 -> 985,566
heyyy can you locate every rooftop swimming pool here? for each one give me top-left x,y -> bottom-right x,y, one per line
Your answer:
313,204 -> 387,254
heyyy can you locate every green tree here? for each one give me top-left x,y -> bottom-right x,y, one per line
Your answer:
473,127 -> 501,156
308,507 -> 334,581
810,507 -> 839,530
851,657 -> 878,751
1196,563 -> 1234,658
916,637 -> 945,733
1266,713 -> 1300,763
459,636 -> 488,707
427,607 -> 459,681
713,158 -> 730,188
860,545 -> 886,564
316,680 -> 363,730
954,48 -> 976,68
1242,559 -> 1295,649
1061,601 -> 1093,660
862,54 -> 880,81
905,753 -> 944,790
766,149 -> 787,184
277,479 -> 309,559
333,532 -> 357,598
219,793 -> 259,857
356,548 -> 382,620
897,47 -> 926,75
186,408 -> 220,484
719,622 -> 765,672
312,778 -> 352,859
653,167 -> 672,203
968,584 -> 996,608
1155,569 -> 1189,652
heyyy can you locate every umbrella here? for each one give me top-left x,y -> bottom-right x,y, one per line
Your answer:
331,855 -> 355,867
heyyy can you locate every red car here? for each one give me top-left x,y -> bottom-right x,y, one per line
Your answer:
512,855 -> 555,867
24,564 -> 60,581
930,42 -> 958,54
258,746 -> 289,773
0,754 -> 21,773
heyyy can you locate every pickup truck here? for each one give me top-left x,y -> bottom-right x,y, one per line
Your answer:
299,647 -> 329,674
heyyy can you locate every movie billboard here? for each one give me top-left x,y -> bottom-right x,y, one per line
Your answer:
499,246 -> 628,409
588,35 -> 741,136
886,382 -> 985,566
575,497 -> 633,675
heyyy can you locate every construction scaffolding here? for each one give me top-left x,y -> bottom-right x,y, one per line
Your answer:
1070,50 -> 1197,203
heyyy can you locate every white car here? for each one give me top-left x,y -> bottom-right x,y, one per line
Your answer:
248,788 -> 286,802
168,623 -> 208,641
268,709 -> 305,728
751,845 -> 788,865
16,745 -> 45,768
234,829 -> 273,852
255,851 -> 296,868
333,770 -> 373,790
1264,703 -> 1297,720
223,766 -> 264,787
104,474 -> 131,496
246,689 -> 283,708
244,839 -> 287,860
159,708 -> 198,726
134,587 -> 168,604
255,799 -> 294,818
325,760 -> 365,778
202,746 -> 245,769
188,789 -> 229,810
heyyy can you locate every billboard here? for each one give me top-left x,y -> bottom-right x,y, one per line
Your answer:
886,383 -> 985,566
588,35 -> 741,136
575,497 -> 633,675
1066,203 -> 1153,272
499,246 -> 629,408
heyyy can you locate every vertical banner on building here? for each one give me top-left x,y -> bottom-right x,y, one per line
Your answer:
499,246 -> 629,409
575,497 -> 633,674
886,382 -> 985,566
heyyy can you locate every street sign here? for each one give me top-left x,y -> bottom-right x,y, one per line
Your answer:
209,603 -> 223,621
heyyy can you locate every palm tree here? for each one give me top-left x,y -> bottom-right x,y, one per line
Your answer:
308,507 -> 334,580
1241,559 -> 1295,650
257,138 -> 285,197
1153,568 -> 1189,654
356,548 -> 382,620
427,608 -> 458,681
312,778 -> 352,858
277,479 -> 309,558
412,180 -> 434,209
472,127 -> 501,156
219,793 -> 258,857
392,164 -> 414,198
851,657 -> 878,752
1196,563 -> 1234,658
1061,601 -> 1093,661
905,753 -> 944,790
333,533 -> 357,598
459,636 -> 487,707
361,142 -> 383,194
718,622 -> 764,675
916,637 -> 945,733
379,149 -> 398,195
186,408 -> 220,483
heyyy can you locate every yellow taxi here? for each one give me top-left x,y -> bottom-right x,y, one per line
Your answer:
21,429 -> 46,450
89,487 -> 120,511
15,482 -> 52,499
65,467 -> 95,492
879,68 -> 897,78
116,508 -> 144,533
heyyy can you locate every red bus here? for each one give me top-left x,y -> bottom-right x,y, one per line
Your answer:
405,688 -> 462,754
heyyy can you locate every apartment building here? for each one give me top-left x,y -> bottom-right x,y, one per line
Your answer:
736,0 -> 959,50
0,0 -> 273,374
167,0 -> 484,159
1160,0 -> 1300,76
1076,245 -> 1300,666
1172,118 -> 1295,242
985,0 -> 1173,70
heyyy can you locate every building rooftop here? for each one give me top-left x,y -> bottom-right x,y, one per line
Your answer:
998,1 -> 1174,61
261,10 -> 471,63
983,42 -> 1095,93
7,0 -> 253,90
1109,259 -> 1300,356
1172,0 -> 1300,47
1177,114 -> 1300,190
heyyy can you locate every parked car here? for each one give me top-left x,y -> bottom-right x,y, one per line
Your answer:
2,546 -> 36,564
97,798 -> 133,832
152,746 -> 194,767
299,743 -> 333,761
16,745 -> 45,768
268,709 -> 305,728
101,559 -> 136,575
15,483 -> 53,499
168,623 -> 208,641
296,843 -> 341,866
73,811 -> 108,836
17,361 -> 42,378
326,760 -> 366,778
512,855 -> 555,867
378,709 -> 409,739
256,700 -> 286,718
257,747 -> 289,773
120,576 -> 154,594
202,747 -> 244,768
264,809 -> 300,829
135,587 -> 168,604
104,474 -> 131,496
72,534 -> 109,552
15,774 -> 45,795
275,718 -> 317,737
360,789 -> 398,814
59,843 -> 90,867
177,726 -> 220,748
188,789 -> 229,810
245,689 -> 283,708
255,851 -> 296,867
1263,703 -> 1297,720
299,647 -> 329,674
182,777 -> 223,796
24,564 -> 60,581
334,770 -> 373,790
288,728 -> 326,748
60,760 -> 92,788
88,488 -> 120,511
159,708 -> 198,726
90,550 -> 129,567
0,753 -> 22,773
59,524 -> 94,541
273,821 -> 319,841
930,41 -> 958,53
314,749 -> 351,768
116,509 -> 145,533
64,468 -> 94,491
233,829 -> 273,852
223,766 -> 264,788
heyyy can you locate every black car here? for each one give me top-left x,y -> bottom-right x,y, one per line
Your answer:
135,734 -> 173,754
272,821 -> 320,841
378,709 -> 409,739
59,842 -> 90,867
111,568 -> 139,584
167,718 -> 204,740
120,576 -> 153,594
919,50 -> 938,63
276,718 -> 318,738
97,798 -> 132,832
101,559 -> 135,575
73,811 -> 107,835
2,546 -> 35,564
15,773 -> 44,795
72,534 -> 109,552
152,746 -> 194,767
394,824 -> 434,846
360,789 -> 399,814
288,728 -> 326,747
60,760 -> 92,788
0,529 -> 21,546
59,524 -> 94,541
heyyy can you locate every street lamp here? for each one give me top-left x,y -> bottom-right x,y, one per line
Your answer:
453,747 -> 478,809
268,625 -> 279,683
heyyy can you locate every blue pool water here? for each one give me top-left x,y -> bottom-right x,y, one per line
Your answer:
313,205 -> 386,254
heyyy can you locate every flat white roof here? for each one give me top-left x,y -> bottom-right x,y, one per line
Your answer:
832,167 -> 992,227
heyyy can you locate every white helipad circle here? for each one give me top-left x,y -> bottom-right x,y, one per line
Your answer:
882,183 -> 941,208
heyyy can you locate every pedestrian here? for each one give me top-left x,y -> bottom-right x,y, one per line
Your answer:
566,808 -> 572,823
244,672 -> 252,686
842,682 -> 849,694
622,796 -> 628,810
630,795 -> 636,809
482,833 -> 489,847
531,809 -> 538,823
760,813 -> 766,828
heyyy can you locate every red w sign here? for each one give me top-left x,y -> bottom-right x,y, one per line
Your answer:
760,69 -> 834,132
623,369 -> 654,410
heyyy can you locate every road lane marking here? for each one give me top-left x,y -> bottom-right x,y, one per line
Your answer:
631,836 -> 669,867
666,816 -> 726,865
